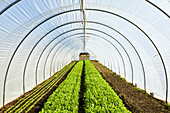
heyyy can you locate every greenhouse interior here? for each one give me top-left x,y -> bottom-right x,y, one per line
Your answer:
0,0 -> 170,112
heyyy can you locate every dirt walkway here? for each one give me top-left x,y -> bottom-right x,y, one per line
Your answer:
0,62 -> 76,113
92,61 -> 169,113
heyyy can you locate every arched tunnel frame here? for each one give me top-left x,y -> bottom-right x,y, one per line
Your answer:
2,7 -> 169,105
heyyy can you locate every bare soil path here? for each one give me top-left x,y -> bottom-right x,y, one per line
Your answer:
0,62 -> 76,113
92,61 -> 169,113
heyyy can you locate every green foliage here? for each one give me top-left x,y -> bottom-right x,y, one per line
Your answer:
113,72 -> 116,75
5,62 -> 76,113
93,60 -> 98,62
166,103 -> 170,110
119,76 -> 126,82
83,60 -> 131,113
39,61 -> 83,113
134,87 -> 146,94
7,60 -> 131,113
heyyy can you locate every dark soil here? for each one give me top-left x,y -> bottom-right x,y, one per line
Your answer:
92,61 -> 170,113
27,71 -> 70,113
78,60 -> 85,113
0,62 -> 77,113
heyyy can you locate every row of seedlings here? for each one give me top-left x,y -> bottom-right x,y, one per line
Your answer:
83,60 -> 131,112
5,61 -> 76,113
39,61 -> 83,112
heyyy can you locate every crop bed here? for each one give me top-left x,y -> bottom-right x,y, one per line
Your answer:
39,60 -> 130,112
40,61 -> 83,112
92,61 -> 169,113
2,60 -> 167,113
83,60 -> 130,112
0,61 -> 76,113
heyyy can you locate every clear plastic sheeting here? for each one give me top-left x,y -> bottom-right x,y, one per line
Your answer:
0,0 -> 170,107
0,0 -> 19,14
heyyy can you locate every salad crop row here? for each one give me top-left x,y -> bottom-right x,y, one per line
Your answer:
83,60 -> 130,113
5,61 -> 76,113
39,61 -> 83,113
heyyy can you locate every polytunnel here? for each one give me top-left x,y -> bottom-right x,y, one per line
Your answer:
0,0 -> 170,112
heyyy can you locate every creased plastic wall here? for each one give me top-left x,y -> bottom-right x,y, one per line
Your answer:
0,0 -> 170,107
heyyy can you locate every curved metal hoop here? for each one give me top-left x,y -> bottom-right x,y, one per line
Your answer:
0,0 -> 21,15
52,37 -> 118,75
145,0 -> 170,18
86,8 -> 168,103
50,35 -> 122,76
22,20 -> 143,93
2,7 -> 168,105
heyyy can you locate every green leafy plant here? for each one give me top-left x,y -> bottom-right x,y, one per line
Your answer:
134,87 -> 146,94
83,60 -> 131,113
5,62 -> 76,113
39,61 -> 83,113
119,76 -> 126,82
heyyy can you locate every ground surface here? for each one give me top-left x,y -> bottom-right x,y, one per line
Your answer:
1,61 -> 169,113
92,61 -> 169,113
0,62 -> 76,113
